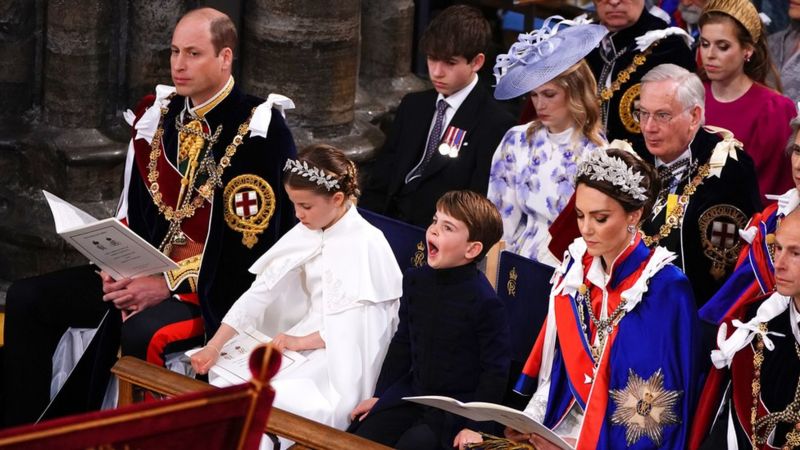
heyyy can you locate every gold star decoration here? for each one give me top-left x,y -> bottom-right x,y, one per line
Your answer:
610,368 -> 683,446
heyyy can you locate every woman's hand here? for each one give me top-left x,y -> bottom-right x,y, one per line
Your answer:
190,344 -> 221,375
349,397 -> 378,422
452,428 -> 483,449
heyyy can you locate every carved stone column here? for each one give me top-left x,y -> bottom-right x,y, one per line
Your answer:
43,0 -> 112,128
241,0 -> 383,161
358,0 -> 427,120
126,0 -> 186,105
0,0 -> 126,287
0,0 -> 37,121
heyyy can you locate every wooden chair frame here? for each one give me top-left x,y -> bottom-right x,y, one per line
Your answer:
111,357 -> 391,450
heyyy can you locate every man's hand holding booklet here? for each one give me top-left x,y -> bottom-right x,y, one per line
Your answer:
43,190 -> 177,279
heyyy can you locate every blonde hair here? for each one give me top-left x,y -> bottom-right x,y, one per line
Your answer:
526,60 -> 604,147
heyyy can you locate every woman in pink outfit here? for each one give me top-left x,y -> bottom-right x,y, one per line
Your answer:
699,0 -> 797,203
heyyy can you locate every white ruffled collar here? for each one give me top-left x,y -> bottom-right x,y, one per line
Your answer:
710,292 -> 798,369
765,188 -> 800,217
553,237 -> 677,315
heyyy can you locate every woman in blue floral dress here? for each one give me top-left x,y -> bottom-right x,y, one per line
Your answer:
489,17 -> 608,265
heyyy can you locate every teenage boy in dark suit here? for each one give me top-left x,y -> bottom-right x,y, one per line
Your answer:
360,5 -> 515,228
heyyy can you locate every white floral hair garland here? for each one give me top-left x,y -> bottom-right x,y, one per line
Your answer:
577,151 -> 648,202
283,159 -> 341,191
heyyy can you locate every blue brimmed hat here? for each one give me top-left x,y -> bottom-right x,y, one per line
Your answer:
493,16 -> 608,100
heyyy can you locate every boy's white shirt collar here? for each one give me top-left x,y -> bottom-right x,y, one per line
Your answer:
436,73 -> 478,113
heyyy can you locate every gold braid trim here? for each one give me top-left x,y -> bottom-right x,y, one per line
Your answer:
642,164 -> 710,247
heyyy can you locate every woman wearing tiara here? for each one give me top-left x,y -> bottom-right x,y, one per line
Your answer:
488,17 -> 607,265
461,148 -> 703,449
191,144 -> 402,434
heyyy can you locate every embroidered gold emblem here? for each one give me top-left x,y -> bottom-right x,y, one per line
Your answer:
619,83 -> 641,134
698,204 -> 748,280
412,241 -> 426,268
165,255 -> 201,291
506,267 -> 518,297
224,174 -> 276,249
610,368 -> 682,447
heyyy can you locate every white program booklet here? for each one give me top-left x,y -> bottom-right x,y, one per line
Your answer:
43,190 -> 178,279
402,395 -> 573,450
187,327 -> 307,385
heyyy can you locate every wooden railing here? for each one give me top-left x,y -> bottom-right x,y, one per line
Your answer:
111,357 -> 391,450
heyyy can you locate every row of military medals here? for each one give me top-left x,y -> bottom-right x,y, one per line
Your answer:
438,126 -> 466,158
159,117 -> 222,256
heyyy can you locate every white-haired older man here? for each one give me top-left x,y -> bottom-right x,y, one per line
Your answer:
585,0 -> 695,158
637,63 -> 761,308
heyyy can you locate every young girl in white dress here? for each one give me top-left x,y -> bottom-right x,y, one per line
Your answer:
191,144 -> 402,433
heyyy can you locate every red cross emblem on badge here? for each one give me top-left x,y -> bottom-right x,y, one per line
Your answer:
234,190 -> 259,218
710,220 -> 738,249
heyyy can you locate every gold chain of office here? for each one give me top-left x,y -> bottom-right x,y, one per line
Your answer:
750,323 -> 800,449
642,164 -> 710,247
146,105 -> 254,239
599,42 -> 657,102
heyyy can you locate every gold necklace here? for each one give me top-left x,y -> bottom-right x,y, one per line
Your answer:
146,104 -> 255,254
642,163 -> 710,247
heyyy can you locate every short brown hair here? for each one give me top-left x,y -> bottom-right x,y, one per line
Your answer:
283,144 -> 360,198
419,5 -> 491,62
181,8 -> 238,55
435,190 -> 503,261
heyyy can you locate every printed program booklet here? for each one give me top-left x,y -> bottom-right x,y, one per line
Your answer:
43,190 -> 178,279
402,395 -> 572,449
187,327 -> 307,386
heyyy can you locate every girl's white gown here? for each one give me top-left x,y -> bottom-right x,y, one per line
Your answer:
218,206 -> 402,437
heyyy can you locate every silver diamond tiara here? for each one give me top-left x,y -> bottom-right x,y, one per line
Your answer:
577,151 -> 649,202
283,159 -> 341,191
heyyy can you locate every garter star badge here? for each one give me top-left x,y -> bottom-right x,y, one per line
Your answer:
610,368 -> 682,446
224,174 -> 276,249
